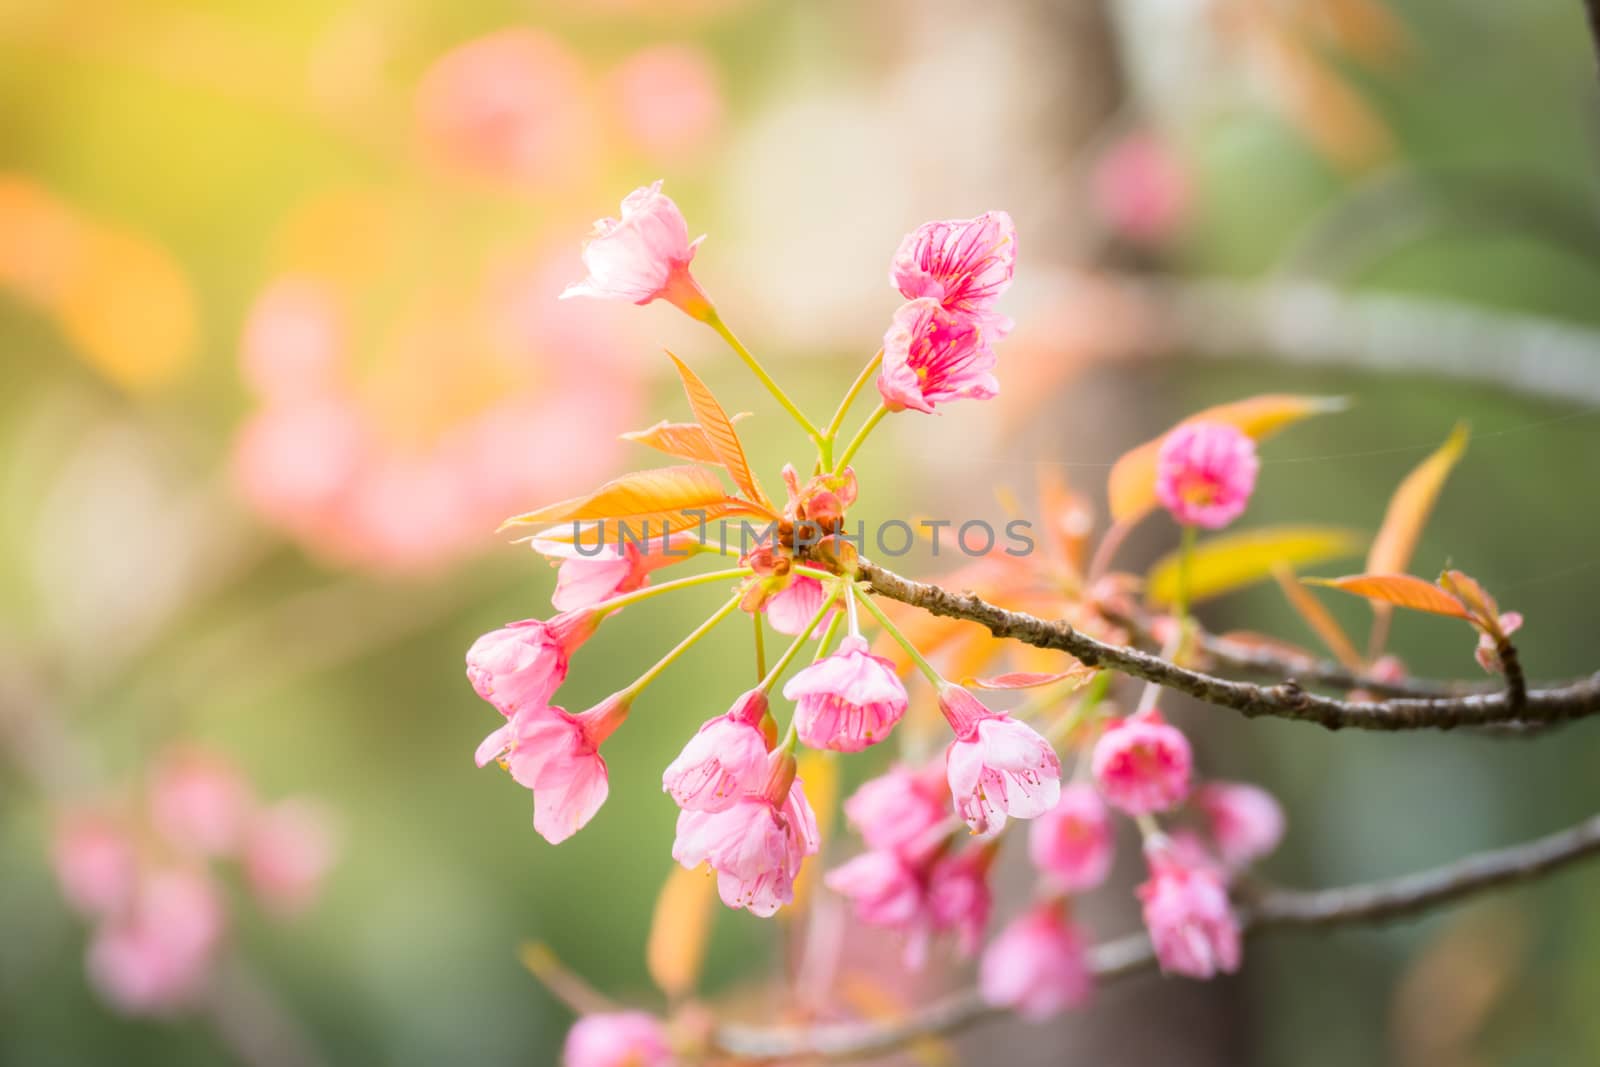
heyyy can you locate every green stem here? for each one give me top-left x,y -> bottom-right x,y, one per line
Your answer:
752,613 -> 767,683
1173,523 -> 1197,624
705,310 -> 820,438
820,349 -> 885,468
592,567 -> 751,616
621,594 -> 743,699
812,608 -> 846,662
834,403 -> 889,472
852,583 -> 943,687
758,583 -> 843,693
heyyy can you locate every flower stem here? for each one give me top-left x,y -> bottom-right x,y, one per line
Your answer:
852,583 -> 942,687
812,607 -> 846,662
752,612 -> 767,683
1173,523 -> 1197,624
834,402 -> 889,472
593,567 -> 751,616
758,584 -> 843,693
622,593 -> 744,700
820,349 -> 884,468
705,310 -> 820,438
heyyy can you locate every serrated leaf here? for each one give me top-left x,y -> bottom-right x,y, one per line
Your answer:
666,352 -> 771,508
1271,563 -> 1363,669
500,465 -> 732,529
1146,525 -> 1366,607
1308,573 -> 1471,620
966,666 -> 1098,691
622,413 -> 753,465
1108,395 -> 1347,523
1368,423 -> 1468,576
646,864 -> 716,1000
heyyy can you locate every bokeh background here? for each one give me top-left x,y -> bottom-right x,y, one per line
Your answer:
3,0 -> 1600,1064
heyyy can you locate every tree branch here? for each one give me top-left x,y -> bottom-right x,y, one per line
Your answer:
712,809 -> 1600,1060
856,560 -> 1600,731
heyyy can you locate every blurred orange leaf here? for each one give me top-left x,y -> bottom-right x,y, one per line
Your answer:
1309,573 -> 1471,620
501,465 -> 735,528
1271,563 -> 1363,669
1108,394 -> 1347,522
1368,423 -> 1468,576
622,414 -> 750,465
646,864 -> 716,1000
1437,569 -> 1500,628
1146,525 -> 1365,607
666,351 -> 771,508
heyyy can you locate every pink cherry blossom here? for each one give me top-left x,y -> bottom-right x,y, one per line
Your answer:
672,751 -> 819,917
783,636 -> 909,752
1138,843 -> 1241,979
1476,611 -> 1523,673
243,800 -> 338,918
609,44 -> 724,161
1028,783 -> 1114,892
562,1011 -> 675,1067
560,181 -> 710,318
923,843 -> 994,958
662,689 -> 772,812
891,211 -> 1017,321
1154,421 -> 1260,530
51,809 -> 138,919
1195,782 -> 1285,869
842,764 -> 950,863
1091,708 -> 1193,816
979,900 -> 1092,1020
940,686 -> 1061,837
762,575 -> 837,637
465,612 -> 599,716
1091,131 -> 1190,245
239,277 -> 344,401
877,298 -> 998,414
86,868 -> 226,1016
147,748 -> 254,857
532,534 -> 689,613
477,694 -> 630,845
824,849 -> 925,930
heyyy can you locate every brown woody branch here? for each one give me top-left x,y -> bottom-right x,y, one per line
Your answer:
856,560 -> 1600,731
712,809 -> 1600,1060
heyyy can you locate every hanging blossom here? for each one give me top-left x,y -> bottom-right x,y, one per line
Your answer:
1138,839 -> 1242,979
979,899 -> 1093,1020
842,763 -> 950,864
1091,707 -> 1193,816
560,181 -> 711,319
1029,782 -> 1114,892
1194,781 -> 1285,870
940,685 -> 1062,838
661,689 -> 773,812
465,611 -> 600,717
531,533 -> 692,613
476,693 -> 631,845
1154,421 -> 1260,530
783,635 -> 909,752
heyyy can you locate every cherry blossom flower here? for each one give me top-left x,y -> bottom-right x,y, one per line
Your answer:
762,575 -> 837,637
979,900 -> 1093,1019
51,809 -> 138,919
477,694 -> 630,845
532,534 -> 690,613
1138,843 -> 1241,979
239,277 -> 345,401
560,181 -> 711,319
1154,421 -> 1260,529
824,849 -> 925,930
662,689 -> 773,812
86,869 -> 226,1016
146,748 -> 254,858
672,751 -> 819,917
877,297 -> 998,414
891,211 -> 1017,322
1091,131 -> 1191,245
242,800 -> 338,918
1476,611 -> 1524,673
1028,783 -> 1114,892
1091,708 -> 1193,816
562,1011 -> 675,1067
783,636 -> 909,752
1194,781 -> 1285,869
940,685 -> 1061,838
842,764 -> 950,863
465,612 -> 600,717
922,843 -> 995,959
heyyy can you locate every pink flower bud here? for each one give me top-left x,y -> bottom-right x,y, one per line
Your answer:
842,764 -> 950,863
783,636 -> 909,752
1028,783 -> 1114,892
243,800 -> 338,918
1195,781 -> 1286,869
979,900 -> 1092,1019
1153,421 -> 1260,530
891,211 -> 1017,323
1138,844 -> 1241,979
51,808 -> 138,919
662,690 -> 771,812
1091,708 -> 1192,816
560,181 -> 710,319
148,748 -> 254,857
562,1011 -> 674,1067
465,612 -> 598,717
940,686 -> 1061,837
877,298 -> 998,414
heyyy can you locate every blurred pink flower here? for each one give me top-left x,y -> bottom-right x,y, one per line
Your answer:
233,398 -> 369,536
243,800 -> 338,918
609,45 -> 724,160
783,636 -> 909,753
1091,708 -> 1193,816
1091,132 -> 1191,245
560,181 -> 711,319
940,686 -> 1061,838
415,30 -> 595,187
86,869 -> 226,1016
1476,611 -> 1523,673
825,849 -> 925,930
1028,782 -> 1114,892
842,764 -> 950,863
1154,421 -> 1260,530
979,900 -> 1092,1019
148,748 -> 254,857
477,694 -> 629,845
662,689 -> 772,812
923,843 -> 994,959
1194,781 -> 1285,869
465,612 -> 599,717
240,277 -> 345,401
562,1011 -> 674,1067
52,809 -> 138,919
891,211 -> 1017,323
1138,843 -> 1241,979
878,297 -> 998,414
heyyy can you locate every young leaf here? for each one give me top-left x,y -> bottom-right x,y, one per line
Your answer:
1437,569 -> 1500,629
500,465 -> 735,528
646,864 -> 716,1000
965,666 -> 1098,691
1145,525 -> 1366,607
1108,394 -> 1347,522
666,351 -> 772,508
1367,423 -> 1468,576
1308,573 -> 1472,620
621,415 -> 750,465
1271,563 -> 1364,669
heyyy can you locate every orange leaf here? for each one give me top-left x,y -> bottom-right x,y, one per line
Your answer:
517,499 -> 772,544
666,352 -> 771,508
1437,569 -> 1499,628
1271,563 -> 1363,669
1308,573 -> 1471,620
646,865 -> 716,999
1108,394 -> 1347,522
1368,423 -> 1468,576
966,667 -> 1098,691
622,414 -> 752,465
500,465 -> 734,528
